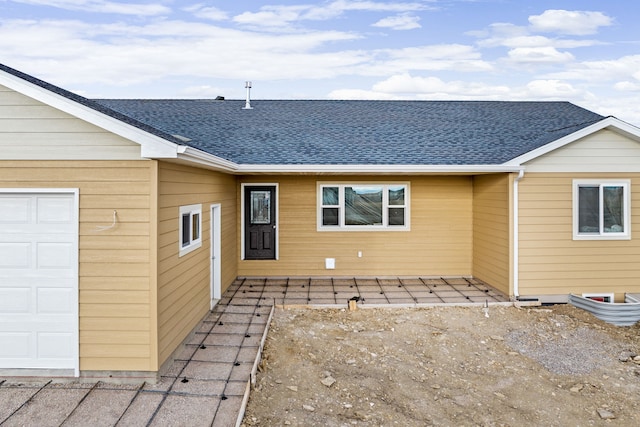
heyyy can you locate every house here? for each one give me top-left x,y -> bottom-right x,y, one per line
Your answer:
2,62 -> 640,379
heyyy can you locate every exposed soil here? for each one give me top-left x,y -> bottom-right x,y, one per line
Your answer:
242,304 -> 640,426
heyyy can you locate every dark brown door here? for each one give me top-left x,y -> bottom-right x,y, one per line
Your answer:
244,186 -> 276,260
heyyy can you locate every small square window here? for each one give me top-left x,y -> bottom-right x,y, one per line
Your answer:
573,180 -> 630,240
179,204 -> 202,256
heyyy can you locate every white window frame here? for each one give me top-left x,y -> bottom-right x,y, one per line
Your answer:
179,204 -> 202,256
572,179 -> 630,240
317,183 -> 410,231
582,293 -> 615,303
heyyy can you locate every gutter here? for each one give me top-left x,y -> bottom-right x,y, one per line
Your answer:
513,169 -> 525,299
176,146 -> 238,173
233,164 -> 524,175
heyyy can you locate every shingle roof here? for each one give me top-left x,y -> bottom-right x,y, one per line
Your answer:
95,99 -> 604,165
1,62 -> 605,166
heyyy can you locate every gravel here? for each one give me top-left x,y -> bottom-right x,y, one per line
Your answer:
504,320 -> 626,375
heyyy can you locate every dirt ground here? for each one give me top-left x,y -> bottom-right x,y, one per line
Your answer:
242,303 -> 640,426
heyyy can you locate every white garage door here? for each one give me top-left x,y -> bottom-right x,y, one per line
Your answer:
0,191 -> 78,373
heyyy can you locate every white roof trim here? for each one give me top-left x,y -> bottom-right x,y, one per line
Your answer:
233,164 -> 523,175
503,116 -> 640,166
177,147 -> 238,172
0,69 -> 180,158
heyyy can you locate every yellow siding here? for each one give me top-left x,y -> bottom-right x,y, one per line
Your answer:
525,129 -> 640,172
0,160 -> 155,371
157,162 -> 237,366
0,84 -> 142,160
238,176 -> 473,277
472,174 -> 511,295
518,173 -> 640,301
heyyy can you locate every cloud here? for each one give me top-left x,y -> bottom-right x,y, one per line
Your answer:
0,17 -> 373,85
233,5 -> 310,28
232,0 -> 431,29
614,81 -> 640,92
543,55 -> 640,83
525,80 -> 582,98
328,73 -> 511,100
529,10 -> 613,36
185,5 -> 229,21
7,0 -> 170,16
363,44 -> 492,75
372,13 -> 421,30
326,75 -> 598,110
507,47 -> 575,64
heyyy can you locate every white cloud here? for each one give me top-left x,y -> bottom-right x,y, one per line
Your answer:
327,74 -> 596,105
331,0 -> 429,13
233,5 -> 309,28
507,47 -> 575,64
372,13 -> 421,30
327,88 -> 395,100
328,73 -> 511,100
185,5 -> 229,21
0,17 -> 377,86
364,44 -> 493,75
529,10 -> 613,36
614,81 -> 640,92
8,0 -> 170,16
525,80 -> 582,98
372,73 -> 510,97
544,55 -> 640,83
232,0 -> 431,29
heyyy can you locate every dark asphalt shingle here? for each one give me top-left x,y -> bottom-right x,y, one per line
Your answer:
95,99 -> 604,165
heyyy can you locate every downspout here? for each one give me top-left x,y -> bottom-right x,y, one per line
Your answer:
513,169 -> 525,299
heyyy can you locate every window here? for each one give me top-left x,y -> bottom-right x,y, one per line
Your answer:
318,184 -> 409,230
573,180 -> 630,240
179,204 -> 202,256
583,293 -> 614,303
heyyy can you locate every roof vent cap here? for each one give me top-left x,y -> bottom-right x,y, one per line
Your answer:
242,81 -> 253,110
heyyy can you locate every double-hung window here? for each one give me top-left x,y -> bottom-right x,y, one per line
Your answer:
573,180 -> 630,240
179,204 -> 202,256
319,183 -> 409,230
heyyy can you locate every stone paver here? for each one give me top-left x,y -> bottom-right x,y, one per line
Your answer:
0,276 -> 508,426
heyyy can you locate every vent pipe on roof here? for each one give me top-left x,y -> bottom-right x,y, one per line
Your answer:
243,81 -> 253,110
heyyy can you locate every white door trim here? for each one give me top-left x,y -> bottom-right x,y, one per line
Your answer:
0,188 -> 79,377
210,204 -> 222,308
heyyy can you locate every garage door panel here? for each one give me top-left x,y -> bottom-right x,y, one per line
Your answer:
0,242 -> 30,268
0,333 -> 30,358
37,288 -> 74,313
0,197 -> 31,223
0,288 -> 30,313
38,333 -> 75,359
37,242 -> 73,269
37,197 -> 74,224
0,192 -> 78,372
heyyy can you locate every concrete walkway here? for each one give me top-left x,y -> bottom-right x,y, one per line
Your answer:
0,277 -> 510,427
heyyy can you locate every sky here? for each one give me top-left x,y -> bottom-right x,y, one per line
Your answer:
1,0 -> 640,124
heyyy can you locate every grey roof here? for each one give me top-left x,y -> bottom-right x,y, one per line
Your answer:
95,99 -> 604,165
1,62 -> 606,166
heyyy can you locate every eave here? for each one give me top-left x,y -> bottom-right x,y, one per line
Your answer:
230,164 -> 523,175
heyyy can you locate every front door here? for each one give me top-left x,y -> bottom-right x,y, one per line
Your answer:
244,186 -> 276,260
